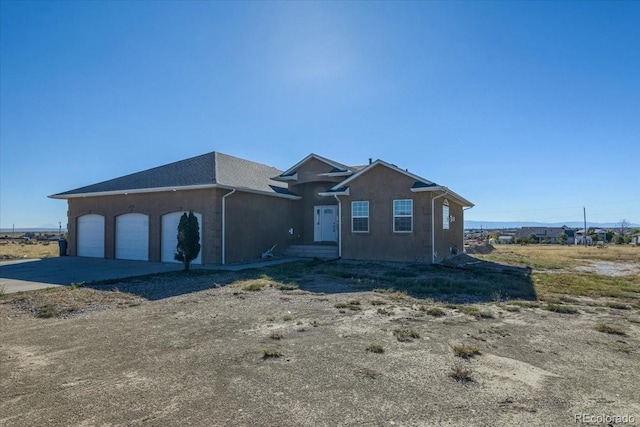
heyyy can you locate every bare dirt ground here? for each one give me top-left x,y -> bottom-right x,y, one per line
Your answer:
1,248 -> 639,426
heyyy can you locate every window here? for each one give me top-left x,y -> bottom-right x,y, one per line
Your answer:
443,199 -> 450,230
393,199 -> 413,232
352,201 -> 369,232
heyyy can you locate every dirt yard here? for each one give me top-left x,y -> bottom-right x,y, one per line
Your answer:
1,246 -> 639,426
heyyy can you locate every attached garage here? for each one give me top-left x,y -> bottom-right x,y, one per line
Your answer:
161,211 -> 203,264
115,213 -> 149,261
77,214 -> 105,258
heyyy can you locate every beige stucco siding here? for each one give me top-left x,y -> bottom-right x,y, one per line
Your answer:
338,166 -> 431,262
224,191 -> 301,263
67,188 -> 221,263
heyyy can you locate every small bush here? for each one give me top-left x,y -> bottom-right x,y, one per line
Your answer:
505,306 -> 521,312
543,304 -> 578,314
334,300 -> 362,311
393,329 -> 420,342
366,343 -> 385,354
273,283 -> 299,291
449,362 -> 474,383
283,315 -> 293,321
606,302 -> 630,310
262,348 -> 283,359
269,332 -> 283,340
244,282 -> 266,292
425,307 -> 446,317
370,299 -> 387,306
457,306 -> 494,319
377,307 -> 393,316
593,323 -> 626,336
452,344 -> 481,359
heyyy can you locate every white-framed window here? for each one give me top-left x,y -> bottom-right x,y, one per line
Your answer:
352,201 -> 369,232
443,199 -> 450,230
393,199 -> 413,232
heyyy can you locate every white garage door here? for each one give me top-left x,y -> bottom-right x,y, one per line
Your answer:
115,213 -> 149,261
77,214 -> 105,258
161,212 -> 202,264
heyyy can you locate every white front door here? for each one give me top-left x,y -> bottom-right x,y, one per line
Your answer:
314,206 -> 337,242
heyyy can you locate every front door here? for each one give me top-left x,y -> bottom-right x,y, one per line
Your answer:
314,205 -> 337,242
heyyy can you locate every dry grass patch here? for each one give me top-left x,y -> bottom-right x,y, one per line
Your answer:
452,344 -> 482,359
334,300 -> 362,311
393,329 -> 420,342
449,362 -> 474,383
269,332 -> 284,340
2,286 -> 141,318
455,305 -> 495,319
261,348 -> 283,359
593,323 -> 626,336
365,343 -> 385,354
543,304 -> 579,314
0,240 -> 59,259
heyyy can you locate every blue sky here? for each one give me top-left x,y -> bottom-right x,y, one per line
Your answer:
1,1 -> 638,228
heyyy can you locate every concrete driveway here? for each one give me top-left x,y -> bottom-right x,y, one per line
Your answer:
0,257 -> 299,294
0,257 -> 185,294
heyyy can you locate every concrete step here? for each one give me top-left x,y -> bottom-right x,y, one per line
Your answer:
285,245 -> 339,259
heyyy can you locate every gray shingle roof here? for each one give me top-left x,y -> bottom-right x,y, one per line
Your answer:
51,152 -> 298,198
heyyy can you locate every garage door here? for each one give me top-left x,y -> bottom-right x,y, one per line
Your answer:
77,214 -> 105,258
161,212 -> 202,264
115,213 -> 149,261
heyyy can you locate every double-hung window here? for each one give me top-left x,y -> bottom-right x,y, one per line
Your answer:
352,201 -> 369,232
393,199 -> 413,232
443,199 -> 450,230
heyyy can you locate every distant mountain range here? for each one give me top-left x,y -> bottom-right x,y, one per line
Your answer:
465,221 -> 640,230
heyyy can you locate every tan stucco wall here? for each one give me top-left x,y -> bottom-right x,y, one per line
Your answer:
288,158 -> 344,244
67,188 -> 222,264
224,191 -> 302,264
337,165 -> 466,263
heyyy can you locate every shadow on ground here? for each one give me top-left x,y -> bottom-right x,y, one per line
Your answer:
85,257 -> 536,304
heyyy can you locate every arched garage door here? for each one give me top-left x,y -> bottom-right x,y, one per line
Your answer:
115,213 -> 149,261
161,212 -> 202,264
77,214 -> 105,258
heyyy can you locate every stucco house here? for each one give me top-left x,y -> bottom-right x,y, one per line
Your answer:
50,152 -> 473,265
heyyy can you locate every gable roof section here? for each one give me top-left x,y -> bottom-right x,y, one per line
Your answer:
324,160 -> 474,207
275,153 -> 352,180
50,152 -> 300,199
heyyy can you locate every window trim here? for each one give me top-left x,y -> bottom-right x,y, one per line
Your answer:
443,199 -> 450,230
393,199 -> 413,233
351,201 -> 369,233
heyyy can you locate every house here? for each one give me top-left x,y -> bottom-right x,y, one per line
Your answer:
575,230 -> 593,246
50,152 -> 473,264
631,233 -> 640,246
515,227 -> 569,244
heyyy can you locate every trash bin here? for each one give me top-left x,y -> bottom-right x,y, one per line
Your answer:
58,238 -> 68,256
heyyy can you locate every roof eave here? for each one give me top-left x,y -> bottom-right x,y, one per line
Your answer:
49,183 -> 302,201
411,186 -> 474,207
318,188 -> 350,197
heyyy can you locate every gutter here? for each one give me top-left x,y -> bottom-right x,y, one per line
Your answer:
431,188 -> 449,264
334,194 -> 342,258
221,189 -> 236,265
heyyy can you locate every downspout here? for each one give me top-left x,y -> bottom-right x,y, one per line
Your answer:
463,206 -> 473,253
221,189 -> 236,265
334,194 -> 342,258
431,188 -> 449,264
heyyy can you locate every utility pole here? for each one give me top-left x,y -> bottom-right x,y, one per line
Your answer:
583,207 -> 587,246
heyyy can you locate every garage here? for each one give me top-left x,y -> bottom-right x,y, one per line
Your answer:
161,211 -> 202,264
115,213 -> 149,261
77,214 -> 105,258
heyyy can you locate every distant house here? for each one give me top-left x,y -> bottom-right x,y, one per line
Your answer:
515,227 -> 569,244
631,233 -> 640,246
575,230 -> 593,246
593,228 -> 607,242
50,152 -> 473,264
497,236 -> 513,244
